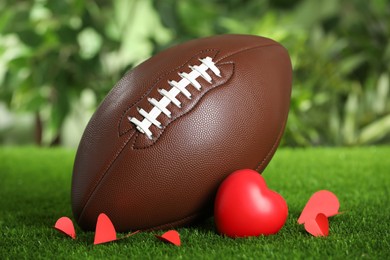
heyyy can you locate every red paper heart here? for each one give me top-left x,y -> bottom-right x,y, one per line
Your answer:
94,213 -> 117,245
155,230 -> 181,246
304,213 -> 329,237
298,190 -> 339,224
54,217 -> 76,239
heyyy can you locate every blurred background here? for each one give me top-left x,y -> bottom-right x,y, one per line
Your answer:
0,0 -> 389,147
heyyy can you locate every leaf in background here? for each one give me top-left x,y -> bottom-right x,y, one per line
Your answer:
329,102 -> 341,145
0,35 -> 29,88
374,73 -> 389,114
338,54 -> 367,76
291,0 -> 339,28
0,6 -> 13,32
77,27 -> 102,59
252,12 -> 290,42
342,85 -> 359,145
358,114 -> 390,144
102,0 -> 171,75
177,1 -> 216,37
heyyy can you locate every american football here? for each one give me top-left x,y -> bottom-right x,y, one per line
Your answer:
71,34 -> 292,232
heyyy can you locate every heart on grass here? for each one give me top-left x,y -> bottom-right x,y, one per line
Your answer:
304,213 -> 329,237
54,217 -> 76,239
298,190 -> 340,224
214,169 -> 288,237
94,213 -> 139,245
94,213 -> 117,245
155,230 -> 181,246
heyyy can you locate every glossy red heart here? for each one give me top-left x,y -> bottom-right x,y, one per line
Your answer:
298,190 -> 339,224
304,213 -> 329,237
155,230 -> 181,246
94,213 -> 117,245
214,169 -> 288,238
54,216 -> 76,239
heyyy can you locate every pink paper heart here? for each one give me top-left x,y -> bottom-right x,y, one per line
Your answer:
298,190 -> 340,224
94,213 -> 117,245
54,216 -> 76,239
155,230 -> 181,246
304,213 -> 329,237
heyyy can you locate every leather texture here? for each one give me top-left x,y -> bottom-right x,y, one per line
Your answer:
71,34 -> 293,232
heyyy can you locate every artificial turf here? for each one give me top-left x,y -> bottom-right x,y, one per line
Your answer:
0,146 -> 389,259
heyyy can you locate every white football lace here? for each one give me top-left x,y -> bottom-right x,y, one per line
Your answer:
129,56 -> 221,139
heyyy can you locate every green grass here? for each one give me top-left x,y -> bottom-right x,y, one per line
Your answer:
1,146 -> 389,259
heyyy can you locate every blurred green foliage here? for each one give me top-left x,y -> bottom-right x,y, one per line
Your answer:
0,0 -> 389,146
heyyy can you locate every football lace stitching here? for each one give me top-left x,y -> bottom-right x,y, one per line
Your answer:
128,56 -> 221,139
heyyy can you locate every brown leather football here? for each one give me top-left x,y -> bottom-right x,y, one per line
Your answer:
71,34 -> 292,232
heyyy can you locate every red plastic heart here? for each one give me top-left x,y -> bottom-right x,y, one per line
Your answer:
94,213 -> 117,245
155,230 -> 181,246
298,190 -> 339,224
54,217 -> 76,239
214,169 -> 288,237
304,213 -> 329,237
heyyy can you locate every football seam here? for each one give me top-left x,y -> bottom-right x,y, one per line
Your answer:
142,212 -> 205,231
215,43 -> 277,63
256,116 -> 288,172
130,61 -> 235,150
117,49 -> 220,137
77,42 -> 285,228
